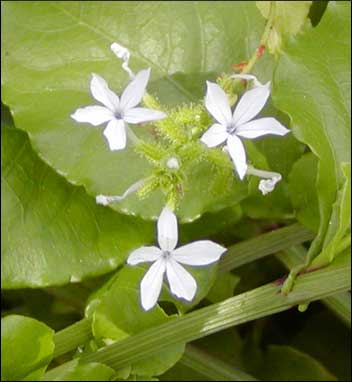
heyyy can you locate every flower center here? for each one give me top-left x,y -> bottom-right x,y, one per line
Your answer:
227,122 -> 236,134
162,251 -> 171,259
114,111 -> 123,119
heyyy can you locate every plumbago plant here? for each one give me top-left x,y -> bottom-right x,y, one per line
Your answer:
1,1 -> 351,381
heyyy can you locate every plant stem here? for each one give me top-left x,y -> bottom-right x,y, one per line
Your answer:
277,245 -> 351,327
240,1 -> 276,75
53,318 -> 92,358
219,223 -> 314,273
47,253 -> 350,375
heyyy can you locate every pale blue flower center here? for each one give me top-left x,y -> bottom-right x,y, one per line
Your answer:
227,122 -> 237,134
162,251 -> 171,259
114,111 -> 123,119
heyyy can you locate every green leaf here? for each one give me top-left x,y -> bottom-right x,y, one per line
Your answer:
256,1 -> 312,54
86,266 -> 185,377
207,272 -> 240,304
273,1 -> 351,266
312,162 -> 351,267
288,153 -> 320,232
42,359 -> 115,381
252,345 -> 336,381
1,1 -> 279,222
1,125 -> 153,288
1,315 -> 55,381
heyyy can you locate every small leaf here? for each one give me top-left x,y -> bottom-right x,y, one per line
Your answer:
1,315 -> 55,381
86,266 -> 185,377
43,359 -> 115,381
207,272 -> 240,303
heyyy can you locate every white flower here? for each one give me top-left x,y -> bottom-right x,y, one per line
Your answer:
127,207 -> 227,311
71,69 -> 166,151
200,79 -> 290,180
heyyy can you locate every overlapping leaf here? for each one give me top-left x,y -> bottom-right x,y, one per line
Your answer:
1,1 -> 293,221
273,1 -> 351,266
1,125 -> 153,288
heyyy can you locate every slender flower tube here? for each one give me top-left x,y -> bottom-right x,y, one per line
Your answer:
96,179 -> 146,206
246,165 -> 282,195
127,207 -> 227,311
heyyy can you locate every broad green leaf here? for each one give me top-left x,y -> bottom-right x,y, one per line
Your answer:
288,153 -> 320,232
256,1 -> 312,54
86,266 -> 185,377
253,345 -> 336,381
42,359 -> 115,381
1,125 -> 153,288
2,1 -> 282,222
1,315 -> 54,381
273,1 -> 351,266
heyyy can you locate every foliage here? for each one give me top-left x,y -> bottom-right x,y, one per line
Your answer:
1,1 -> 350,381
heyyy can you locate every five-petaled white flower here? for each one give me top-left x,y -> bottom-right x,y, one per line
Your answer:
201,80 -> 290,180
71,69 -> 166,151
127,207 -> 227,311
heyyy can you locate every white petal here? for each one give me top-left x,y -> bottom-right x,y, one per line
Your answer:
140,258 -> 166,311
226,135 -> 247,180
232,83 -> 270,126
71,106 -> 114,126
120,69 -> 151,111
90,74 -> 120,111
200,123 -> 228,148
127,246 -> 162,265
123,108 -> 167,124
157,206 -> 178,251
103,119 -> 126,151
166,258 -> 197,301
172,241 -> 227,266
235,117 -> 290,139
205,81 -> 232,126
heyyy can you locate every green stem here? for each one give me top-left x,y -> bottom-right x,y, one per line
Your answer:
53,318 -> 92,358
219,223 -> 314,273
277,245 -> 351,327
240,1 -> 276,75
47,254 -> 349,375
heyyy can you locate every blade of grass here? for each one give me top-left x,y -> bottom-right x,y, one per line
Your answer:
219,223 -> 314,272
47,251 -> 350,378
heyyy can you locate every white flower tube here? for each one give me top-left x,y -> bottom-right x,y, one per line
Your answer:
111,42 -> 135,79
246,165 -> 282,195
96,179 -> 146,205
